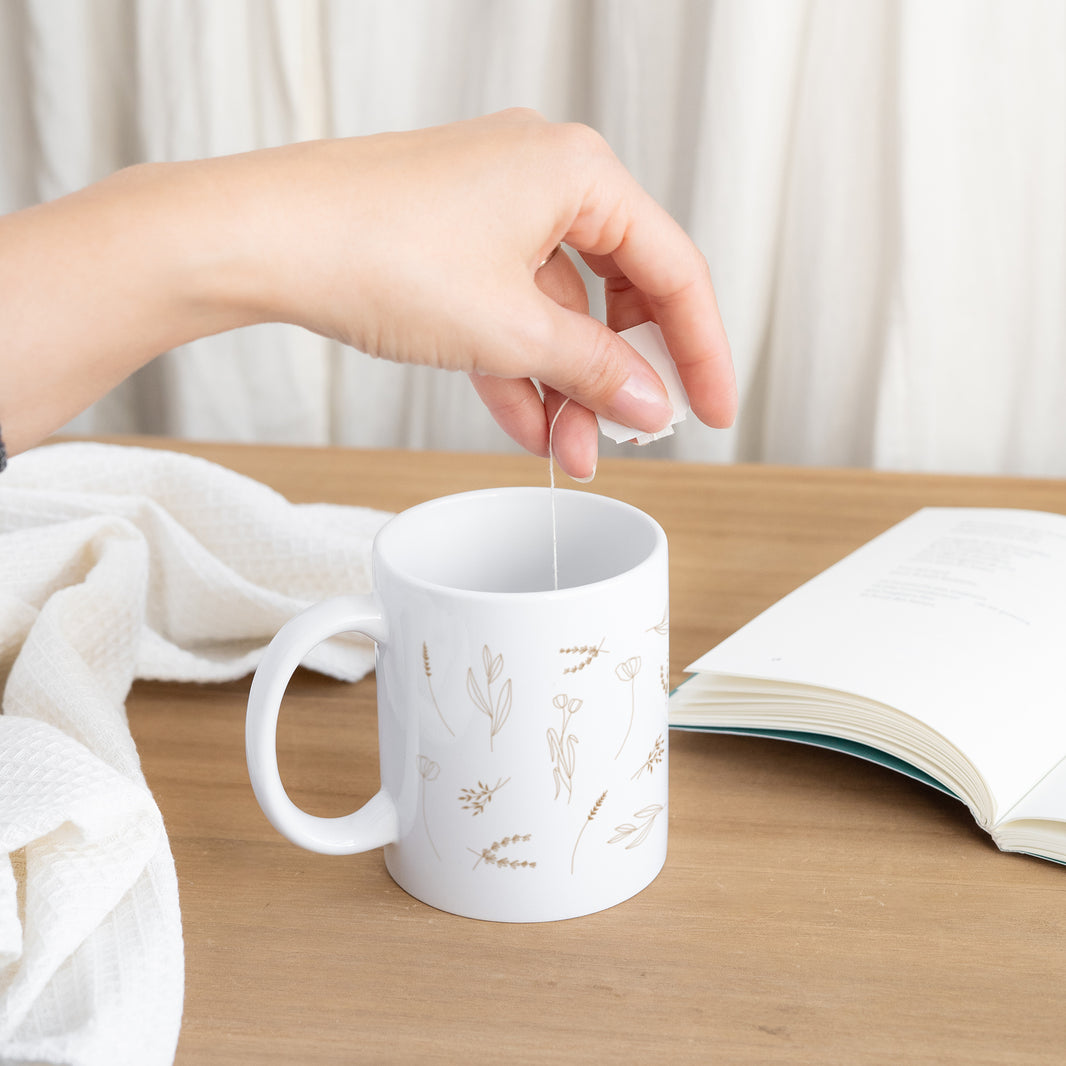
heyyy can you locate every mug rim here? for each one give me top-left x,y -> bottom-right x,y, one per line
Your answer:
373,486 -> 666,600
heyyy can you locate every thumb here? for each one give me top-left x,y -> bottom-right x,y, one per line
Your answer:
533,304 -> 674,434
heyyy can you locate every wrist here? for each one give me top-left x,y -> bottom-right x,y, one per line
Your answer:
102,159 -> 275,341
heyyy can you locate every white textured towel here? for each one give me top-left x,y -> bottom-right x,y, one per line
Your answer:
0,443 -> 389,1066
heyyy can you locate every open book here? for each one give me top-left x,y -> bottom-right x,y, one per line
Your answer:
669,507 -> 1066,864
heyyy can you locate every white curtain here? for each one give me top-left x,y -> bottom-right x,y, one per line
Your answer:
2,0 -> 1064,476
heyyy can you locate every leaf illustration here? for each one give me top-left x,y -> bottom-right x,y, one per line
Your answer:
493,679 -> 512,736
565,734 -> 579,773
608,803 -> 664,850
469,646 -> 512,750
466,668 -> 490,715
482,645 -> 504,684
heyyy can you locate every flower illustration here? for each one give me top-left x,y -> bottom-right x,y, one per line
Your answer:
614,656 -> 642,759
417,755 -> 441,859
547,694 -> 581,803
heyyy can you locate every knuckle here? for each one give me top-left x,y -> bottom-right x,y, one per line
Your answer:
556,120 -> 611,161
564,328 -> 629,401
499,105 -> 546,124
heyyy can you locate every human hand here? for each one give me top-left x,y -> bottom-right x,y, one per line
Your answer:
0,110 -> 734,469
224,109 -> 736,478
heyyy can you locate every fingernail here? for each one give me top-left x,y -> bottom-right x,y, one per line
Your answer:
610,371 -> 673,432
572,464 -> 596,484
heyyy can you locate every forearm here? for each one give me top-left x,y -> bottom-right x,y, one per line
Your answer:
0,161 -> 263,455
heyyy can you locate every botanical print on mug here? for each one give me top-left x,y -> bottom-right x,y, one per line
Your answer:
457,776 -> 510,816
466,645 -> 512,751
469,834 -> 537,870
421,642 -> 455,736
416,755 -> 441,860
631,735 -> 665,781
547,694 -> 581,803
614,655 -> 642,759
414,611 -> 668,890
570,790 -> 607,875
559,639 -> 608,674
609,804 -> 665,850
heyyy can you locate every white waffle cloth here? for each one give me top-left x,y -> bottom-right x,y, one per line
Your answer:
0,442 -> 390,1065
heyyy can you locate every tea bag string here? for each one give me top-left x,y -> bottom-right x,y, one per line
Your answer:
548,397 -> 571,591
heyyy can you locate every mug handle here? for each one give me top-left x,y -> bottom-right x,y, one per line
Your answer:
245,595 -> 399,855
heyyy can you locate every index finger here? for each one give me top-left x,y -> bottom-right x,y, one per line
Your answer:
566,184 -> 737,429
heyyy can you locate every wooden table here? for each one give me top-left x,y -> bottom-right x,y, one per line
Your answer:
120,439 -> 1066,1065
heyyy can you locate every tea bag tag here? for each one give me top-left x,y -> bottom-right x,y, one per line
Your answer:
596,322 -> 690,446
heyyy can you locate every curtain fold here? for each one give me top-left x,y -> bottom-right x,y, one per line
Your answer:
3,0 -> 1064,476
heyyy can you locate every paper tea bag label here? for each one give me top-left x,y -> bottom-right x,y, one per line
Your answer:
596,322 -> 691,445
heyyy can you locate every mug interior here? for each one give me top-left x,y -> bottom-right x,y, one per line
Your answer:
376,488 -> 662,594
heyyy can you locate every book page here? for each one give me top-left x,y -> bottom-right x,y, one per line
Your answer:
685,508 -> 1066,824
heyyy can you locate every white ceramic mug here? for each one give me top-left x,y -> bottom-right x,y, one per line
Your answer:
246,487 -> 669,922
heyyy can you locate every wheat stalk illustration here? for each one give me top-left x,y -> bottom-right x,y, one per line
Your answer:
458,776 -> 511,816
659,665 -> 670,695
614,656 -> 642,760
422,642 -> 455,736
559,638 -> 608,674
546,694 -> 581,803
632,734 -> 665,781
416,755 -> 441,860
609,804 -> 664,850
571,790 -> 606,875
466,645 -> 512,752
468,833 -> 536,870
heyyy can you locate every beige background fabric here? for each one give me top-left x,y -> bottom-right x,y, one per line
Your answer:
2,0 -> 1063,475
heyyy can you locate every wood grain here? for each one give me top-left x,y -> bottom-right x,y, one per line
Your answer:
111,437 -> 1066,1064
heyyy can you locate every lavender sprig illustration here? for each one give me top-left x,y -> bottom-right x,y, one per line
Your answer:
559,638 -> 608,674
468,834 -> 536,870
422,642 -> 454,736
571,790 -> 606,875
